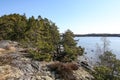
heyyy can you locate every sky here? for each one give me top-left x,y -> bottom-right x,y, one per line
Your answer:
0,0 -> 120,34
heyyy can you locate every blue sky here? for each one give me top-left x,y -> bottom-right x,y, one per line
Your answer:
0,0 -> 120,34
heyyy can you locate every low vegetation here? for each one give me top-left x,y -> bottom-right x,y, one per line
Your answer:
0,55 -> 13,66
93,51 -> 120,80
48,62 -> 78,80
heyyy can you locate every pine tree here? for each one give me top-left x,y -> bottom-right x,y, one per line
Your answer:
59,29 -> 84,62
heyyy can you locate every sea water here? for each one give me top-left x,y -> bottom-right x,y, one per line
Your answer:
75,37 -> 120,64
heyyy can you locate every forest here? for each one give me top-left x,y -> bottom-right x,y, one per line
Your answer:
0,13 -> 84,62
0,14 -> 120,80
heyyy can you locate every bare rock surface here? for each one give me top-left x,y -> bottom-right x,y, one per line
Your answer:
0,40 -> 94,80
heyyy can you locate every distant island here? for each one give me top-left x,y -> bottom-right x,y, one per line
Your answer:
73,33 -> 120,37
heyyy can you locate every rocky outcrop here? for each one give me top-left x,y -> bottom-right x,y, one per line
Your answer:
0,40 -> 94,80
73,67 -> 94,80
0,52 -> 53,80
0,65 -> 23,80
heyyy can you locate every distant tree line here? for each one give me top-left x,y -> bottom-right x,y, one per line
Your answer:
0,13 -> 84,62
74,34 -> 120,37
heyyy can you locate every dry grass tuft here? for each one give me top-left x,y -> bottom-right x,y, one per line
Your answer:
0,55 -> 13,66
48,62 -> 79,80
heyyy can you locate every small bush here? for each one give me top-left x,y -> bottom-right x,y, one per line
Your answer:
0,55 -> 13,65
48,62 -> 79,80
28,49 -> 52,62
66,62 -> 79,70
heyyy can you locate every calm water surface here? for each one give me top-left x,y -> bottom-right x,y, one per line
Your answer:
76,37 -> 120,63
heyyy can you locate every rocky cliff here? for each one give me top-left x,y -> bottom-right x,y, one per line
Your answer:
0,40 -> 94,80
